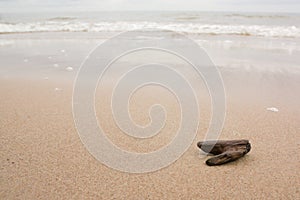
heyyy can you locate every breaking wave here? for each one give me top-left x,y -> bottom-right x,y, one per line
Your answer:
0,21 -> 299,38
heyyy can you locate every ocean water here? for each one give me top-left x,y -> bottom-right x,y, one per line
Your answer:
0,11 -> 299,78
1,11 -> 300,38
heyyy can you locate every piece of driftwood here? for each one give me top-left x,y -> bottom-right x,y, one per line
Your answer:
197,140 -> 251,166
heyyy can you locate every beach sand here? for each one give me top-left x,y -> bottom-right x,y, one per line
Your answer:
1,67 -> 299,199
0,35 -> 300,199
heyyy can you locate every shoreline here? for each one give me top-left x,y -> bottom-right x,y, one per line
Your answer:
1,25 -> 299,198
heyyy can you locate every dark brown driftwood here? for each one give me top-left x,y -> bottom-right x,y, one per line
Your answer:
197,140 -> 251,166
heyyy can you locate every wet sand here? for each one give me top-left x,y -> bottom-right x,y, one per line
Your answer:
1,68 -> 299,199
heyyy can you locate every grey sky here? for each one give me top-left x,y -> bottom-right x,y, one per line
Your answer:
0,0 -> 299,13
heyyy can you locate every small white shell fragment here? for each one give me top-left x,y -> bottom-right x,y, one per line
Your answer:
48,56 -> 52,59
53,64 -> 59,68
266,107 -> 279,112
44,77 -> 49,80
66,67 -> 73,71
54,88 -> 62,91
60,49 -> 66,53
23,59 -> 28,62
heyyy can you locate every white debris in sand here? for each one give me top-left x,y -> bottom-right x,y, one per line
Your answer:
48,56 -> 52,59
54,88 -> 62,91
66,67 -> 73,71
23,59 -> 28,62
267,107 -> 279,112
43,77 -> 49,80
53,64 -> 59,68
60,49 -> 66,53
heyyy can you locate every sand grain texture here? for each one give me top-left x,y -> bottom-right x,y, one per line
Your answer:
1,73 -> 299,199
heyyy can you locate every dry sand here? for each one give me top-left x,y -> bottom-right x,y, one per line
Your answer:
1,69 -> 300,199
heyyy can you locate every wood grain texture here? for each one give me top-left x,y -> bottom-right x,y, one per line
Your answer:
197,140 -> 251,166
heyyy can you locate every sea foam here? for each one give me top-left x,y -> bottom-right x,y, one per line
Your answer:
0,21 -> 299,38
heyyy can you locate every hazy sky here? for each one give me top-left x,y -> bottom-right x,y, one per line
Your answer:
0,0 -> 300,13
